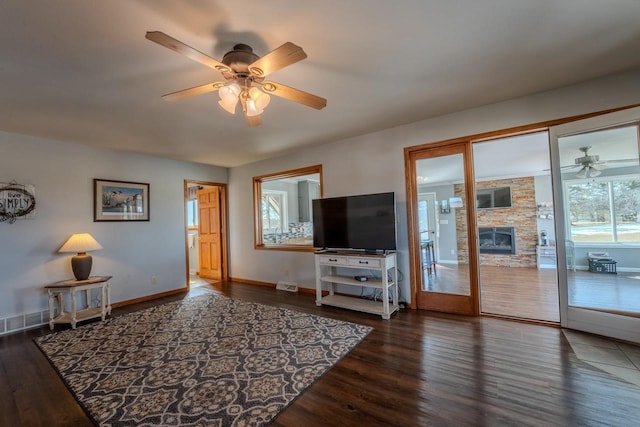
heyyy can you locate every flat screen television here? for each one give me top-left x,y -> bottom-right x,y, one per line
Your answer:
476,186 -> 512,209
312,192 -> 397,251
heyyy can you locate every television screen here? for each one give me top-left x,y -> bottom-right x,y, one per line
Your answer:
477,186 -> 511,209
312,192 -> 397,251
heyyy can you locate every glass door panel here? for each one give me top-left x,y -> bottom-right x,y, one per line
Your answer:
550,107 -> 640,343
410,143 -> 478,315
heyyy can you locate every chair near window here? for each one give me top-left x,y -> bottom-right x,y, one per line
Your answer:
566,240 -> 576,271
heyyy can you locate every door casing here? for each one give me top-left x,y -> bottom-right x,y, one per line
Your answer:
184,180 -> 229,285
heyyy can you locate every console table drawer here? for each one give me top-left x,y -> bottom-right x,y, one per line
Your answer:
318,255 -> 349,265
348,257 -> 381,268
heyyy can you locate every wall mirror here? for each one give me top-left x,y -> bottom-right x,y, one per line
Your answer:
253,165 -> 323,251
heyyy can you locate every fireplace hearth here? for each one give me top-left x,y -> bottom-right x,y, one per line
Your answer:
478,227 -> 515,255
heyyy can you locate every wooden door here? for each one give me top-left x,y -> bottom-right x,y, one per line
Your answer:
406,142 -> 480,315
198,187 -> 222,280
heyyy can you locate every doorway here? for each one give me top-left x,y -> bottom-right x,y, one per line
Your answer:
184,180 -> 229,287
473,132 -> 560,323
406,132 -> 561,321
406,106 -> 640,344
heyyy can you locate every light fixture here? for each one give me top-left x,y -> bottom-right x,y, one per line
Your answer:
59,233 -> 103,281
217,81 -> 272,117
575,167 -> 588,179
249,86 -> 271,110
575,165 -> 601,179
218,83 -> 240,114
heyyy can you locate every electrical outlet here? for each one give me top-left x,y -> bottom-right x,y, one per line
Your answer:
151,276 -> 158,284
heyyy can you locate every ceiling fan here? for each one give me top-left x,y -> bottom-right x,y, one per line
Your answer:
562,146 -> 638,178
145,31 -> 327,126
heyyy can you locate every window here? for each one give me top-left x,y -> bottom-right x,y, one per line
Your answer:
566,176 -> 640,243
187,199 -> 198,227
261,190 -> 287,233
253,165 -> 323,250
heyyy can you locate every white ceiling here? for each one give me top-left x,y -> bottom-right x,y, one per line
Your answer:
2,1 -> 640,168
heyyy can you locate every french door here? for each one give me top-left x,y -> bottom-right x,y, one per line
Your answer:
407,142 -> 480,315
550,106 -> 640,343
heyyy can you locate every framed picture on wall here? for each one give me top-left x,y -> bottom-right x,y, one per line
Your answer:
94,179 -> 150,221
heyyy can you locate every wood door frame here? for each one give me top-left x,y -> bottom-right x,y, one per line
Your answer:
184,180 -> 229,286
406,140 -> 480,315
404,103 -> 640,314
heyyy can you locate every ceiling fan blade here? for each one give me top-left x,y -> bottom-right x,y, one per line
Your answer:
145,31 -> 232,78
248,42 -> 307,78
161,82 -> 225,102
604,158 -> 640,163
261,81 -> 327,110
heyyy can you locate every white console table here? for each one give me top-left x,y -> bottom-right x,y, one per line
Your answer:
45,275 -> 112,329
315,252 -> 398,319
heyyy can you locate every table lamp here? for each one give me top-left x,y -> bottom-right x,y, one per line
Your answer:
59,233 -> 103,281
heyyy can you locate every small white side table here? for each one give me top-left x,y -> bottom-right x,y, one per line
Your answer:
45,275 -> 112,329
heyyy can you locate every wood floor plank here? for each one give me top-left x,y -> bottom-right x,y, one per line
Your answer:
1,281 -> 639,426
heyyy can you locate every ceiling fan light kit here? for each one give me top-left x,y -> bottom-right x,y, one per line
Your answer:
568,146 -> 608,178
145,31 -> 326,126
218,83 -> 241,114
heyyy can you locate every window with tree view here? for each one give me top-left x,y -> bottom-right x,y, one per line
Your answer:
567,177 -> 640,243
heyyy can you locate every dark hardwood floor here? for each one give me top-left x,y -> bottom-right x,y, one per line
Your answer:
2,281 -> 640,426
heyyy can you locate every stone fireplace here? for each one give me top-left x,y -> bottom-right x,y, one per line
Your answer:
478,227 -> 516,255
454,176 -> 538,267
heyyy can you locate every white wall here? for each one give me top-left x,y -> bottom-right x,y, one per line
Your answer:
535,174 -> 556,244
228,68 -> 640,304
0,132 -> 227,318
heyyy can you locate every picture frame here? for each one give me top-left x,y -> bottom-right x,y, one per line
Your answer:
94,179 -> 150,222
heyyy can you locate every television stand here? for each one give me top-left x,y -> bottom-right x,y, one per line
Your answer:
315,252 -> 399,319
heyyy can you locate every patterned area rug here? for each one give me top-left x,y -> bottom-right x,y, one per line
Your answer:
35,293 -> 372,426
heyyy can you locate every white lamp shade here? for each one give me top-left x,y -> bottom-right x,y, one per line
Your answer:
245,98 -> 263,117
218,83 -> 240,101
575,167 -> 588,178
589,167 -> 602,177
59,233 -> 103,254
218,96 -> 239,114
249,87 -> 271,110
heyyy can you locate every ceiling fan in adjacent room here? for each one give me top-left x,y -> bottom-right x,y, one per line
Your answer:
562,146 -> 638,178
145,31 -> 327,126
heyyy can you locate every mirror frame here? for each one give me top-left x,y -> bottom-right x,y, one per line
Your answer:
253,164 -> 323,251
